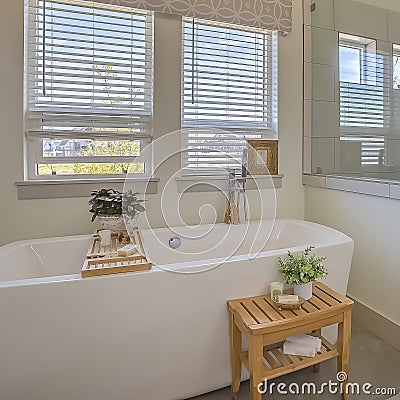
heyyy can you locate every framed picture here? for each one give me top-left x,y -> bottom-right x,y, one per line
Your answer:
247,140 -> 278,175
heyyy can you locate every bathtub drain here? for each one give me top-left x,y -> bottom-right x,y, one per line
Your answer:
169,237 -> 181,249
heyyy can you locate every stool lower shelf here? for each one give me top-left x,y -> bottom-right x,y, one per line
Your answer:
239,336 -> 338,381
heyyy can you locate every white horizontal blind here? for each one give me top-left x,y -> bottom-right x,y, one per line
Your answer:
26,0 -> 153,139
340,79 -> 390,130
182,19 -> 276,173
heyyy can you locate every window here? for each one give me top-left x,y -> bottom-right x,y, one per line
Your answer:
26,0 -> 153,179
339,33 -> 388,166
339,44 -> 362,84
181,19 -> 277,174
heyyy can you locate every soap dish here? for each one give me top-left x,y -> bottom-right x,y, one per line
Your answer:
272,296 -> 306,311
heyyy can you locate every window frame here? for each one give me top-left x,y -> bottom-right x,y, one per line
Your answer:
339,33 -> 388,167
339,33 -> 389,134
339,34 -> 376,86
180,18 -> 278,175
24,0 -> 154,180
26,137 -> 152,180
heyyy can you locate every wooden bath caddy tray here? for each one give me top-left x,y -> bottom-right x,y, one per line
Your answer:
81,228 -> 151,278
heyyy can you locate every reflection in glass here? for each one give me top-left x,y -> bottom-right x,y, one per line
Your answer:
308,23 -> 400,179
339,46 -> 361,84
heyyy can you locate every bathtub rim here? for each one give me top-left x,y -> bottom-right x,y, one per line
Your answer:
0,218 -> 353,250
0,218 -> 354,288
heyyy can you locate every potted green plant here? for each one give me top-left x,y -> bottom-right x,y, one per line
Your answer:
89,188 -> 145,232
278,246 -> 328,300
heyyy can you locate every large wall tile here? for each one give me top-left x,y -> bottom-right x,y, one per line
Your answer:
312,26 -> 338,66
377,40 -> 392,56
312,63 -> 335,101
312,100 -> 340,138
334,139 -> 362,173
311,137 -> 335,174
334,0 -> 388,41
387,139 -> 400,169
388,11 -> 400,44
311,0 -> 334,30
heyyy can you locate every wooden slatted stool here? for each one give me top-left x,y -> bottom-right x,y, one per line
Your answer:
227,282 -> 354,400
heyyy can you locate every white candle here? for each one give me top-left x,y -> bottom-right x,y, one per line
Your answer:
270,282 -> 283,300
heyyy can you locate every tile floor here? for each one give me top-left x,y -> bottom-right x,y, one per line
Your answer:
190,324 -> 400,400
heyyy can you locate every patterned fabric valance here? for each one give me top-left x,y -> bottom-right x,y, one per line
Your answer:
87,0 -> 292,32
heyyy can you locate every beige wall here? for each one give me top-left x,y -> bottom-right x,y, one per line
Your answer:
305,187 -> 400,326
355,0 -> 400,12
0,0 -> 305,246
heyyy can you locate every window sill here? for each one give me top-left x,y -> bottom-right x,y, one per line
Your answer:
15,177 -> 160,200
176,174 -> 283,193
303,173 -> 400,199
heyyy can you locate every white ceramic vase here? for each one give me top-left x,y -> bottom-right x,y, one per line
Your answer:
293,281 -> 313,300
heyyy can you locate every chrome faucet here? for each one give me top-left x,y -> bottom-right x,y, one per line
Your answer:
224,149 -> 248,224
241,148 -> 248,221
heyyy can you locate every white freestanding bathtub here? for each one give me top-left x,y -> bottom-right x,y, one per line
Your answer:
0,219 -> 353,400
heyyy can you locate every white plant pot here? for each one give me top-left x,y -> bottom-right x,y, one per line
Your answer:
293,282 -> 313,300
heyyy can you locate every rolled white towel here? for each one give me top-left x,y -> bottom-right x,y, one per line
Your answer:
283,340 -> 318,357
283,334 -> 322,357
286,334 -> 322,351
